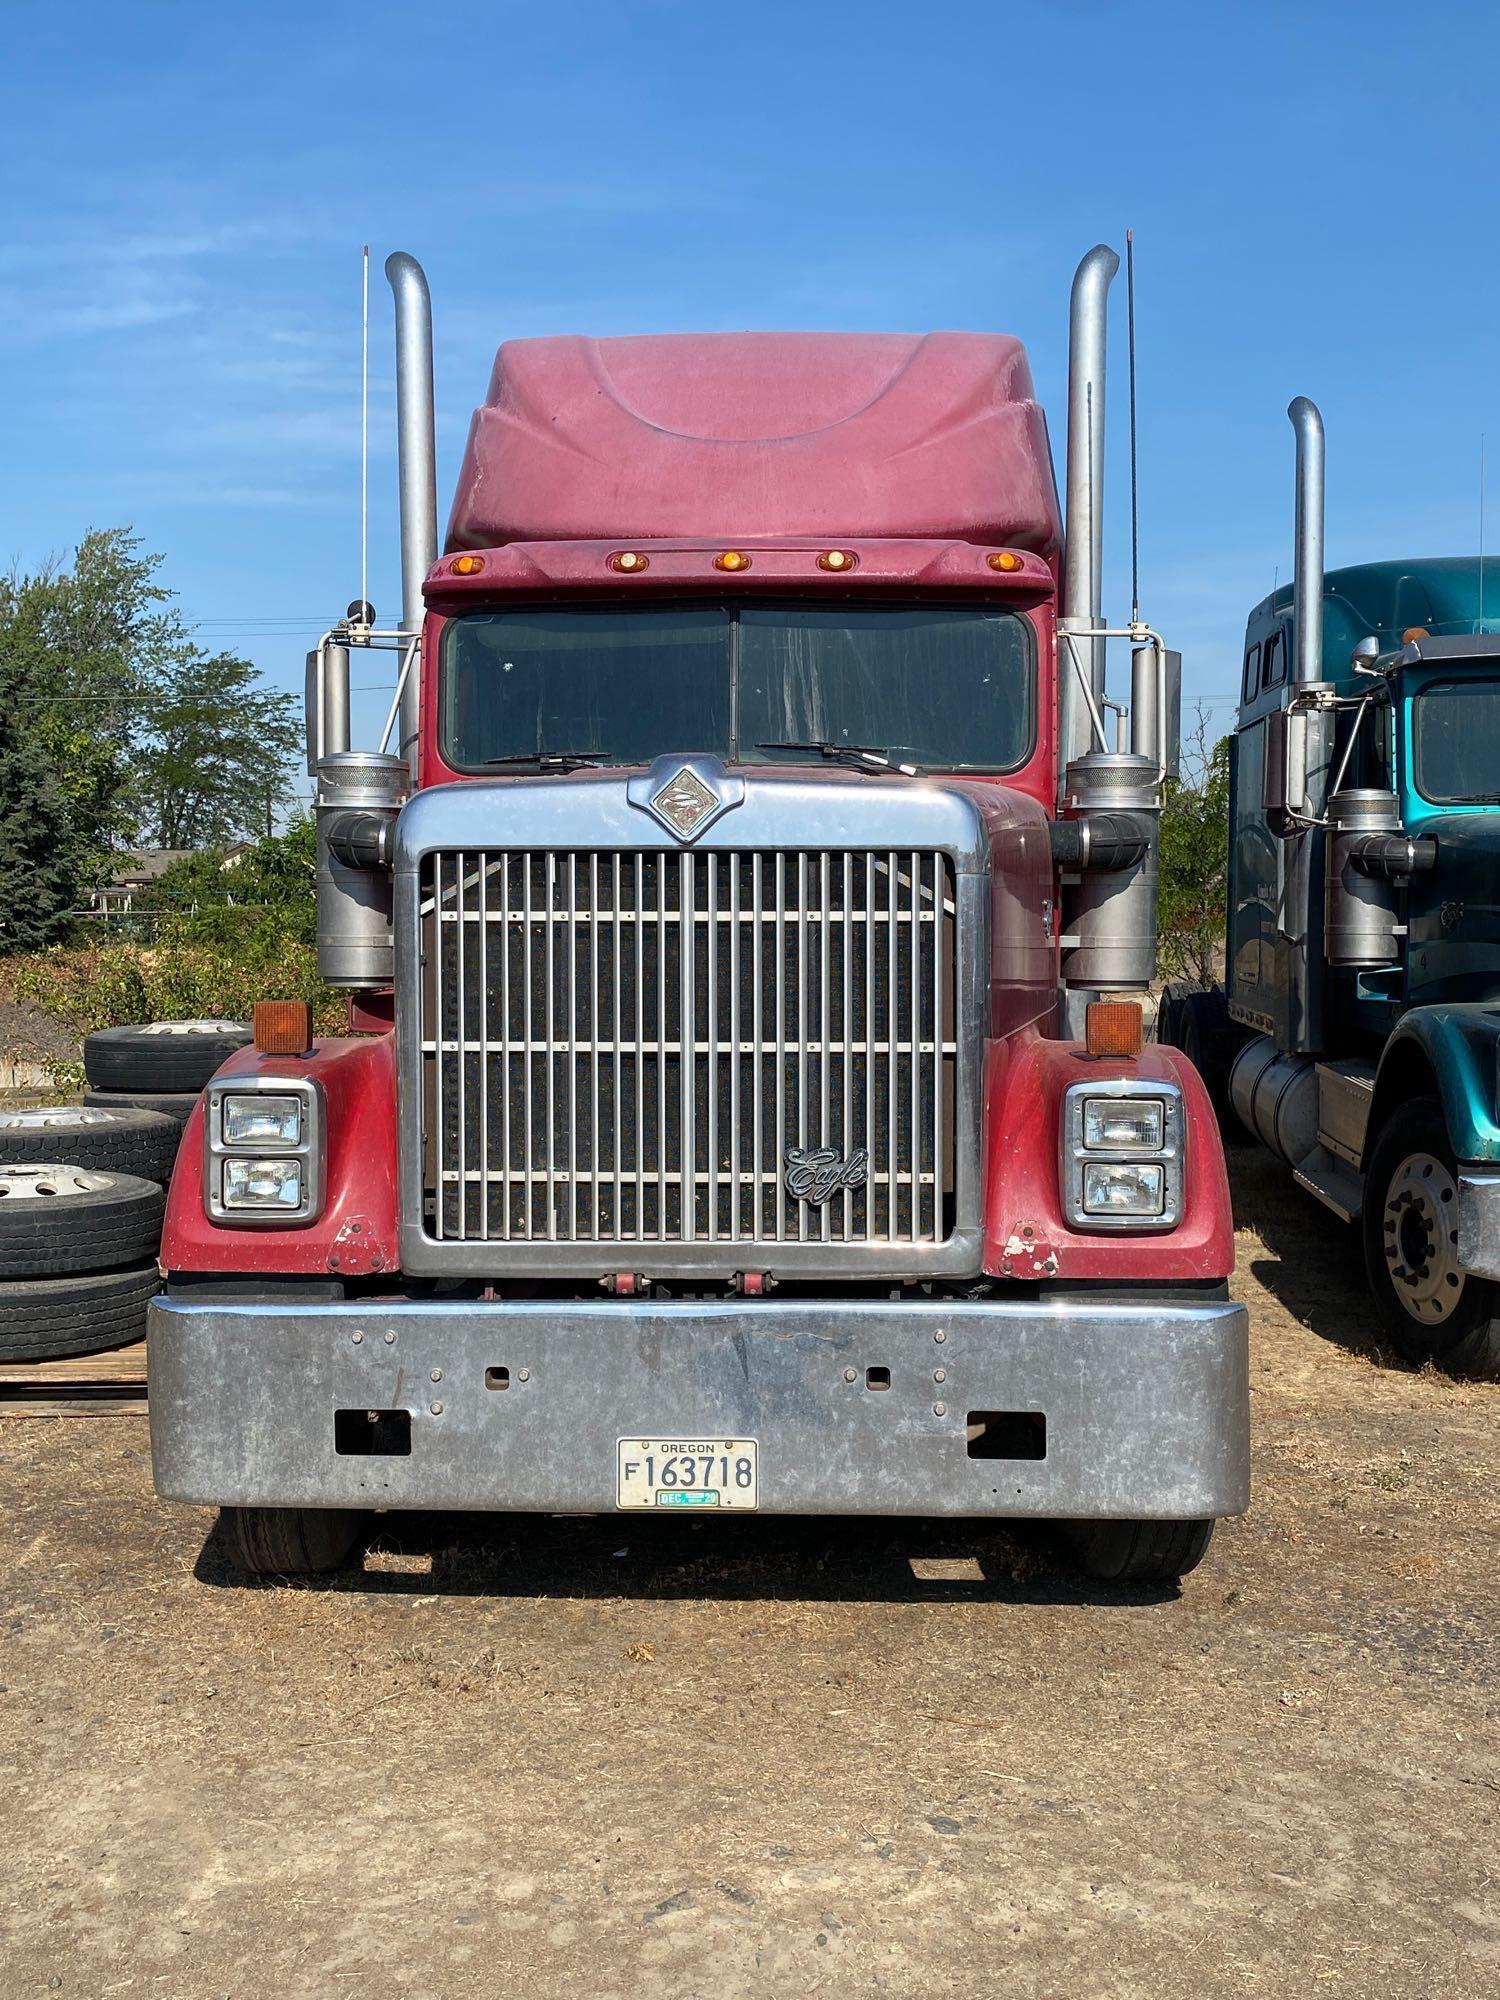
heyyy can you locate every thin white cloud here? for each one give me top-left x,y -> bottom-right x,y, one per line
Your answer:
0,283 -> 201,341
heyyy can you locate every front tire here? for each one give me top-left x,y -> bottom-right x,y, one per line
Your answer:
218,1506 -> 365,1576
1362,1097 -> 1500,1377
1062,1518 -> 1214,1584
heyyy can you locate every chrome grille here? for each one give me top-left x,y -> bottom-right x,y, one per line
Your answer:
417,848 -> 957,1253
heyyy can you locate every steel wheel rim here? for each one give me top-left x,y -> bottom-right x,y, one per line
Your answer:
1382,1150 -> 1465,1323
0,1108 -> 124,1131
140,1020 -> 242,1036
0,1165 -> 114,1199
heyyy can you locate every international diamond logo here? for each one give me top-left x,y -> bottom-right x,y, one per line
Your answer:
650,765 -> 719,839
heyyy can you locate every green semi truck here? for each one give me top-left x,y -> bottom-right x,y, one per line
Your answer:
1162,399 -> 1500,1377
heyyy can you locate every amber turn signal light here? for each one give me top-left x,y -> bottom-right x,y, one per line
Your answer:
987,550 -> 1024,573
451,554 -> 485,575
817,549 -> 856,572
253,999 -> 314,1057
1084,999 -> 1144,1059
609,551 -> 649,573
714,550 -> 751,572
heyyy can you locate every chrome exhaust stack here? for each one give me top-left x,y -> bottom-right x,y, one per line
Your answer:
1265,397 -> 1336,835
1288,396 -> 1325,687
1054,244 -> 1165,1003
385,252 -> 438,778
1059,244 -> 1119,783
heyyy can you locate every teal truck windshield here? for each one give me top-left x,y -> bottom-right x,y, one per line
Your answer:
1413,677 -> 1500,803
441,602 -> 1034,771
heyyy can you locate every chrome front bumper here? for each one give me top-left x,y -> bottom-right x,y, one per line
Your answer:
147,1294 -> 1250,1521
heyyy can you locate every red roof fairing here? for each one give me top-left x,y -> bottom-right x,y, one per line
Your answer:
447,331 -> 1061,559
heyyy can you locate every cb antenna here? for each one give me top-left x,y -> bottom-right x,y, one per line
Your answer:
1126,228 -> 1140,626
360,244 -> 370,627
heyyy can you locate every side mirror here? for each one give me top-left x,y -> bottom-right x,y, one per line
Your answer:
1261,704 -> 1308,839
305,641 -> 351,777
1350,635 -> 1381,673
1162,647 -> 1182,780
1129,641 -> 1182,779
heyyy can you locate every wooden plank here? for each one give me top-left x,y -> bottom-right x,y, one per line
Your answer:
0,1339 -> 149,1414
1,1387 -> 148,1418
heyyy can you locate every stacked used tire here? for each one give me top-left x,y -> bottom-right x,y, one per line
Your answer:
0,1020 -> 251,1366
83,1019 -> 254,1127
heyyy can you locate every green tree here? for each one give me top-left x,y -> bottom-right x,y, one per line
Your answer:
0,529 -> 180,885
1158,712 -> 1230,986
0,676 -> 76,952
135,816 -> 317,946
134,649 -> 301,849
0,529 -> 303,889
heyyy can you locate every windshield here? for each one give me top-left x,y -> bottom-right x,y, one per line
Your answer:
441,601 -> 1034,772
1412,676 -> 1500,803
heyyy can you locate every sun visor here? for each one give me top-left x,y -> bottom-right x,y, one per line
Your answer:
446,330 -> 1061,558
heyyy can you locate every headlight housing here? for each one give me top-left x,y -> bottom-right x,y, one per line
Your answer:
221,1093 -> 303,1147
204,1075 -> 324,1225
1062,1078 -> 1183,1231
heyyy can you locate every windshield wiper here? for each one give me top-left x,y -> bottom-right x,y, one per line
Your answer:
754,740 -> 919,775
482,750 -> 610,772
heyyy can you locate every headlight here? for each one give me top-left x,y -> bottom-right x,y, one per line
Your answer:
1082,1160 -> 1164,1217
1082,1098 -> 1164,1151
221,1092 -> 302,1147
222,1156 -> 304,1209
204,1075 -> 323,1226
1062,1078 -> 1183,1231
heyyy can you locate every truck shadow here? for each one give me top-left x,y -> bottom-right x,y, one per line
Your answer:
192,1511 -> 1190,1608
1228,1142 -> 1395,1365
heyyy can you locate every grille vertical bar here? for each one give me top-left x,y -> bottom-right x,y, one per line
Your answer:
420,847 -> 956,1255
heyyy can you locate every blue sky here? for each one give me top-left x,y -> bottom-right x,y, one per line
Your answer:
4,0 -> 1498,806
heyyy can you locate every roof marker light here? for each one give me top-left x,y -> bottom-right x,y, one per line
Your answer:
451,554 -> 485,575
714,550 -> 751,572
817,549 -> 856,572
1401,625 -> 1430,643
609,551 -> 649,573
988,550 -> 1025,573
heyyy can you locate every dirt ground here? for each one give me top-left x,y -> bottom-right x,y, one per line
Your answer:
1,1147 -> 1495,2000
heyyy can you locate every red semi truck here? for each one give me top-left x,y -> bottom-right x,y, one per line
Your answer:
148,246 -> 1248,1584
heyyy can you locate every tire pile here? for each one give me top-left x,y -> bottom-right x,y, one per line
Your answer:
0,1021 -> 250,1365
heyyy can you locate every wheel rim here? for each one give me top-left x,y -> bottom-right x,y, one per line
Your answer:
1381,1150 -> 1465,1323
0,1108 -> 124,1131
0,1165 -> 114,1200
140,1020 -> 243,1036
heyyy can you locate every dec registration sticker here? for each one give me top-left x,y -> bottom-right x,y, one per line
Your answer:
616,1438 -> 759,1511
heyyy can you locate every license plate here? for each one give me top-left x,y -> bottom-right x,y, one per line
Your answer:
615,1438 -> 759,1511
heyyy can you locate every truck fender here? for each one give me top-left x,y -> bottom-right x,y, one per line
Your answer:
160,1035 -> 399,1277
981,1031 -> 1234,1283
1368,1006 -> 1500,1167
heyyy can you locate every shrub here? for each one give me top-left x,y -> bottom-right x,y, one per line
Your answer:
1158,716 -> 1230,987
7,932 -> 344,1049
